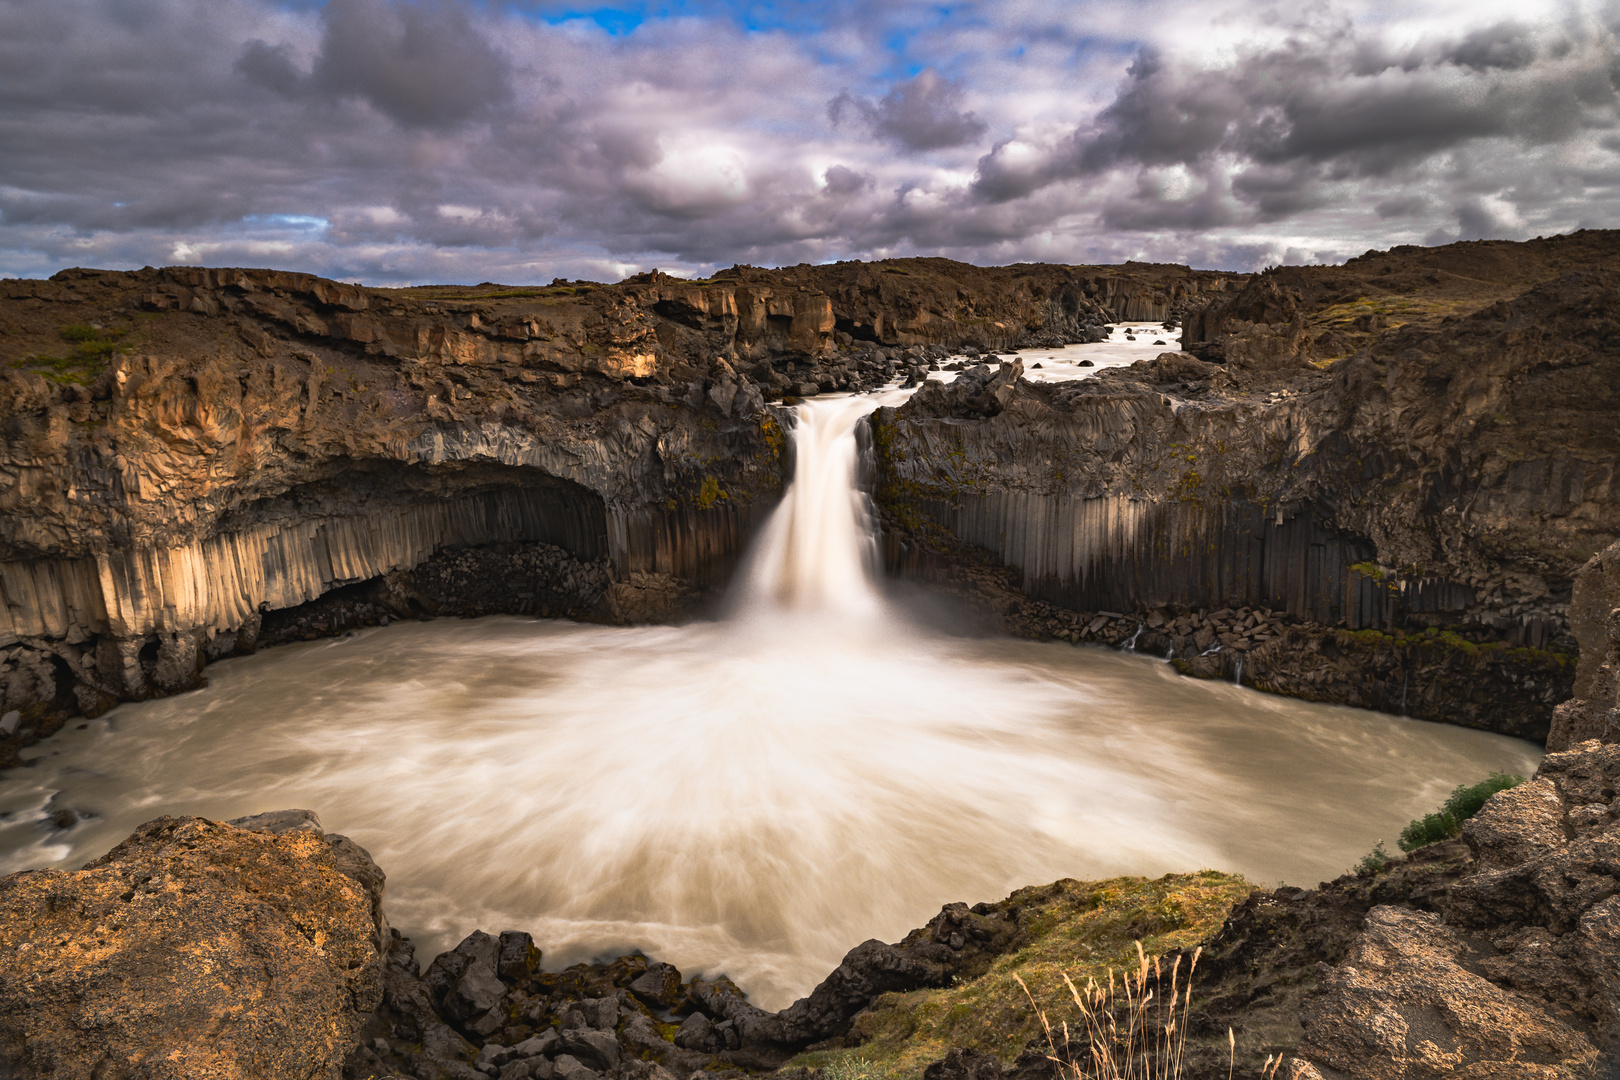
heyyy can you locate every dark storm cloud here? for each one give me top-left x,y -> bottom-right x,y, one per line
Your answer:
1447,22 -> 1541,71
822,165 -> 875,195
830,70 -> 988,150
0,0 -> 1616,282
236,39 -> 306,97
970,14 -> 1620,229
311,0 -> 514,127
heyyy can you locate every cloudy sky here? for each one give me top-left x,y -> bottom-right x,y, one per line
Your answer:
0,0 -> 1616,283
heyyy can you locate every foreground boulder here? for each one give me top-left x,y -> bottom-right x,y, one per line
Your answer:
0,810 -> 385,1080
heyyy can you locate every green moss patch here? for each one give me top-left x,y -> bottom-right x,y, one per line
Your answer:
788,872 -> 1252,1080
9,323 -> 133,384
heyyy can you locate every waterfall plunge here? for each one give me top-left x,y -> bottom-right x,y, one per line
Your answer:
738,396 -> 886,620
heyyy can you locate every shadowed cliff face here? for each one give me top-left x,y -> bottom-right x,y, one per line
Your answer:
0,257 -> 1236,756
875,233 -> 1620,738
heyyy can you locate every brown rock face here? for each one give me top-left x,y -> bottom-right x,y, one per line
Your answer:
0,256 -> 1232,755
1284,739 -> 1620,1077
0,811 -> 385,1080
876,233 -> 1620,734
1549,541 -> 1620,750
1298,905 -> 1601,1077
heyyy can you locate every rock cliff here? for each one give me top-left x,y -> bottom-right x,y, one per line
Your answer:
1548,541 -> 1620,751
903,539 -> 1620,1078
875,232 -> 1620,737
0,258 -> 1235,759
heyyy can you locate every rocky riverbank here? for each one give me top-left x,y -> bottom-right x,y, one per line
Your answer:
874,232 -> 1620,738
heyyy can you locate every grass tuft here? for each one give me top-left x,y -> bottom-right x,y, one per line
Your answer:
1354,841 -> 1392,878
787,873 -> 1250,1080
1017,942 -> 1213,1080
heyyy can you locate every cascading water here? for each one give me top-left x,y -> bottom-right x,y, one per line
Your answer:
0,394 -> 1541,1011
735,397 -> 887,619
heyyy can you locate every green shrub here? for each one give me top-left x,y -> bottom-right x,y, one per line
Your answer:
1397,771 -> 1524,853
1354,841 -> 1391,878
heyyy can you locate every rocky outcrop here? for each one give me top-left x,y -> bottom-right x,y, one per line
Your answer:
345,894 -> 1045,1080
0,263 -> 788,756
0,809 -> 385,1080
1276,738 -> 1620,1078
875,233 -> 1620,734
1246,541 -> 1620,1078
1548,541 -> 1620,750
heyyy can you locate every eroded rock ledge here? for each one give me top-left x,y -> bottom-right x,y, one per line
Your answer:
0,809 -> 386,1079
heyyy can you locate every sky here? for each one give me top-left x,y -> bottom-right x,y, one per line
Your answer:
0,0 -> 1616,283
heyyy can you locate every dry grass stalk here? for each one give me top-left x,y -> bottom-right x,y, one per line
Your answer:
1016,943 -> 1206,1080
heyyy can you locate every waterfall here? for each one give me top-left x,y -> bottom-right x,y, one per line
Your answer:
735,397 -> 888,621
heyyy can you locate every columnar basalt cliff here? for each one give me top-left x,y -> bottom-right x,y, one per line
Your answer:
0,257 -> 1235,758
874,232 -> 1620,738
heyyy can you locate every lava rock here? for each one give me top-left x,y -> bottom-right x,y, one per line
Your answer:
923,1048 -> 1008,1080
499,930 -> 542,982
630,961 -> 684,1009
558,1028 -> 621,1070
674,1012 -> 715,1051
0,814 -> 384,1080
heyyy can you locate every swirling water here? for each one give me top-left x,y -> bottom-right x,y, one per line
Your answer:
0,394 -> 1540,1011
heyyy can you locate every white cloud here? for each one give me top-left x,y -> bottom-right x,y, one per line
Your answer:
0,0 -> 1614,281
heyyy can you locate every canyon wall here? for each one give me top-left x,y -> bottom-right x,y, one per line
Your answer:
874,233 -> 1620,738
0,257 -> 1234,756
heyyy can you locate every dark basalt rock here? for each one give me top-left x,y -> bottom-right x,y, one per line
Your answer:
923,1048 -> 1007,1080
342,856 -> 1050,1080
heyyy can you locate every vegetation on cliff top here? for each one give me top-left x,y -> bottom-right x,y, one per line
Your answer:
9,322 -> 134,384
787,872 -> 1252,1080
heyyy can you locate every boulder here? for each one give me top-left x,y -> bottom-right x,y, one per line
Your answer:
558,1029 -> 621,1070
629,961 -> 683,1009
0,813 -> 384,1080
923,1048 -> 1007,1080
498,930 -> 542,982
1295,740 -> 1620,1072
551,1054 -> 600,1080
1296,906 -> 1599,1077
673,1012 -> 714,1051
